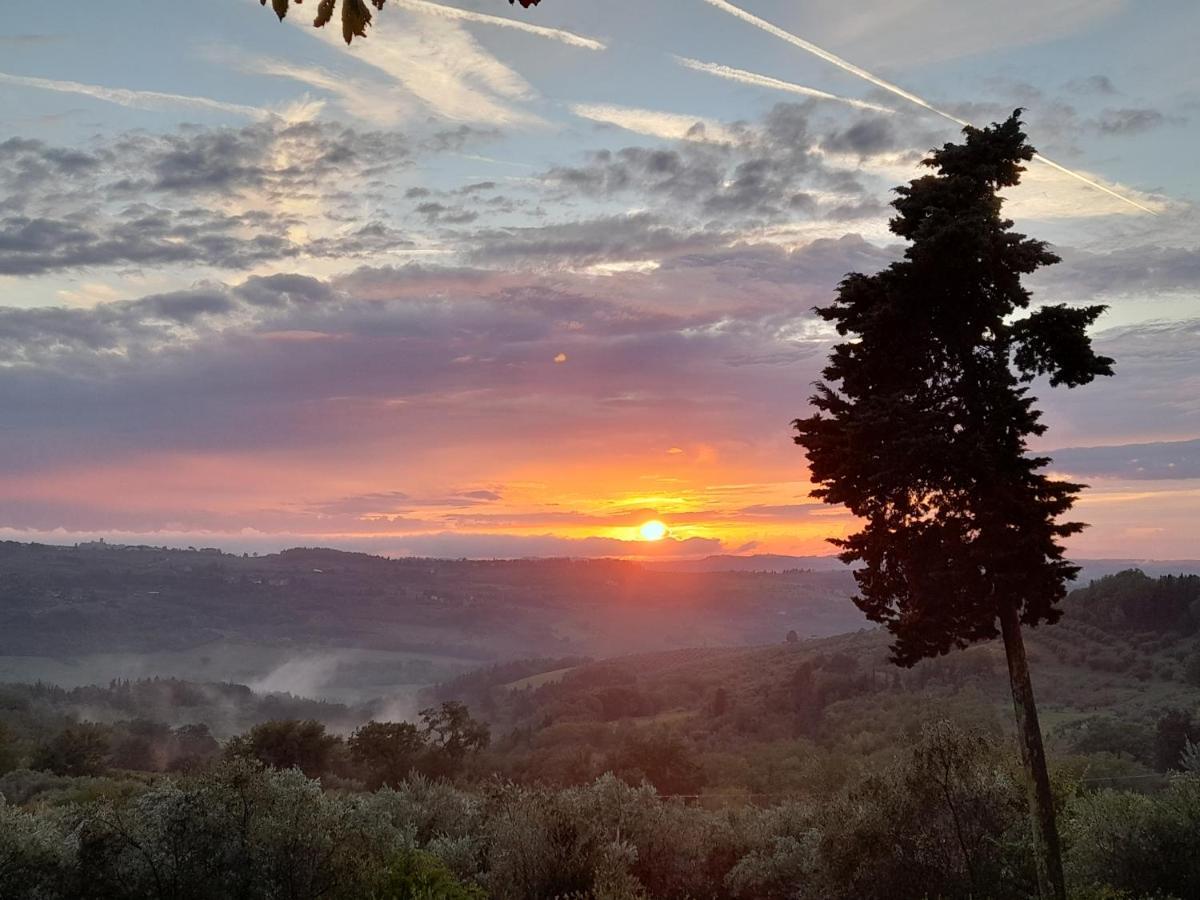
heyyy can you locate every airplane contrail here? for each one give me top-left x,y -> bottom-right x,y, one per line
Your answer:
675,56 -> 895,114
0,71 -> 268,119
391,0 -> 606,50
701,0 -> 1156,214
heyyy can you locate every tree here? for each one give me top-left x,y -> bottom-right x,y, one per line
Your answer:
817,721 -> 1029,900
31,724 -> 109,777
607,730 -> 703,796
1154,708 -> 1198,772
225,719 -> 341,777
793,112 -> 1114,900
348,720 -> 426,788
0,724 -> 20,776
1186,648 -> 1200,688
419,701 -> 489,778
259,0 -> 543,45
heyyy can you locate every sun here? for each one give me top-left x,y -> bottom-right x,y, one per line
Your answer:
639,520 -> 668,542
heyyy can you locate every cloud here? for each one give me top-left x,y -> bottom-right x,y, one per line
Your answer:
390,0 -> 606,50
1049,439 -> 1200,480
0,238 -> 871,470
540,103 -> 888,229
0,122 -> 428,275
467,213 -> 733,268
0,253 -> 1194,554
1093,107 -> 1172,136
0,210 -> 297,277
699,0 -> 1157,216
820,117 -> 902,157
0,71 -> 269,119
1065,75 -> 1118,96
1037,244 -> 1200,298
570,103 -> 746,144
415,201 -> 478,225
273,10 -> 544,127
1035,319 -> 1200,446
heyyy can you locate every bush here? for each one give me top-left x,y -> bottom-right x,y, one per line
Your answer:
1065,775 -> 1200,898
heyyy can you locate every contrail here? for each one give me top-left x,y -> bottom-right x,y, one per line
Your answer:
675,57 -> 895,114
700,0 -> 1156,214
391,0 -> 606,50
0,71 -> 268,119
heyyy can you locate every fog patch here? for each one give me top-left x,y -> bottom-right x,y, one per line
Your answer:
249,655 -> 343,699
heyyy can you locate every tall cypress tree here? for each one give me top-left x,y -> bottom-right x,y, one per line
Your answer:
794,112 -> 1113,900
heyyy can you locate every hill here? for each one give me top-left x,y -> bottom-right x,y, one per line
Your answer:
0,541 -> 863,696
430,570 -> 1200,794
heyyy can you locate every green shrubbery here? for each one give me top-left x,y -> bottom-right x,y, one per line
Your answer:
4,721 -> 1199,899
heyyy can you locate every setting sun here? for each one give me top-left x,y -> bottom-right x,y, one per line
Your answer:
639,520 -> 668,542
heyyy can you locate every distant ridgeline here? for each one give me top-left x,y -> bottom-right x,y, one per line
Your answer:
0,540 -> 865,661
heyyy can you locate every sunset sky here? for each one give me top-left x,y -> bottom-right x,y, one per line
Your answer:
1,0 -> 1197,560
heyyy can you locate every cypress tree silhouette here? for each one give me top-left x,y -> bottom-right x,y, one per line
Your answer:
260,0 -> 543,44
794,111 -> 1113,900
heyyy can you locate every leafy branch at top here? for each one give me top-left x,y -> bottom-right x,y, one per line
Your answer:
260,0 -> 544,45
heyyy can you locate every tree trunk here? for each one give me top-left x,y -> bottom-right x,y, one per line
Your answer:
998,600 -> 1066,900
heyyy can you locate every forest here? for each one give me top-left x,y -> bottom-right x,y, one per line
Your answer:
3,570 -> 1200,898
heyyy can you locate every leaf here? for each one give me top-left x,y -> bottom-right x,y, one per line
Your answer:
341,0 -> 373,44
315,0 -> 336,28
260,0 -> 290,22
260,0 -> 546,44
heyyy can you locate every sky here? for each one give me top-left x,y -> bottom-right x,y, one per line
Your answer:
0,0 -> 1197,561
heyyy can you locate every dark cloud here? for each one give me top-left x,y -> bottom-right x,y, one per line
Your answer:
0,122 -> 428,275
415,202 -> 478,225
457,181 -> 497,195
1049,439 -> 1200,480
1093,107 -> 1172,136
737,503 -> 826,519
1065,75 -> 1118,95
0,237 -> 884,471
141,123 -> 406,194
820,117 -> 903,157
0,209 -> 298,276
305,491 -> 412,516
468,212 -> 728,267
460,490 -> 503,502
1034,319 -> 1200,444
542,103 -> 878,225
0,137 -> 102,190
1038,244 -> 1200,298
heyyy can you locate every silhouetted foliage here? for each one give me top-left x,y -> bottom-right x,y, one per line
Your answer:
259,0 -> 544,45
794,112 -> 1113,664
1066,569 -> 1200,635
419,701 -> 490,778
225,718 -> 340,777
31,724 -> 109,777
794,112 -> 1114,899
1154,708 -> 1199,771
348,720 -> 425,788
608,730 -> 703,795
